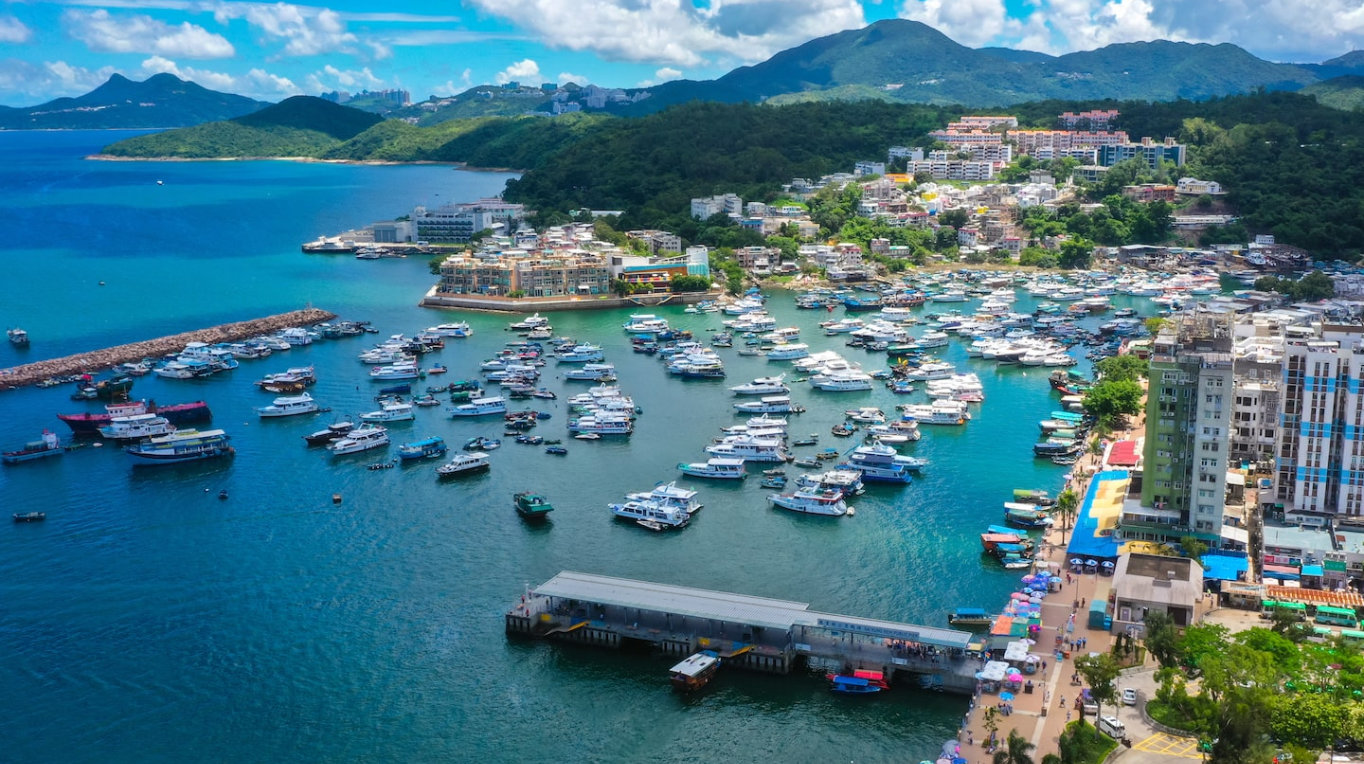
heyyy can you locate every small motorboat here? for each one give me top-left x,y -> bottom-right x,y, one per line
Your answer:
515,434 -> 545,445
412,394 -> 441,407
792,434 -> 819,447
545,446 -> 568,455
760,475 -> 787,489
574,433 -> 601,440
463,436 -> 501,451
793,458 -> 819,468
636,519 -> 665,532
428,363 -> 447,374
531,389 -> 557,400
218,490 -> 229,501
13,511 -> 45,522
831,423 -> 856,437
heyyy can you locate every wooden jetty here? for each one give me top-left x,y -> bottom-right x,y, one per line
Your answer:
507,571 -> 979,693
0,308 -> 336,389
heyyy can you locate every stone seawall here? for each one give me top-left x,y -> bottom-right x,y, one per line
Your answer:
0,308 -> 336,389
419,288 -> 720,314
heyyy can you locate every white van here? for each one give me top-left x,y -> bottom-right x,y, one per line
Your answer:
1098,715 -> 1126,739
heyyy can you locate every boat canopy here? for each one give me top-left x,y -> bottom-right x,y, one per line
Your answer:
952,607 -> 987,618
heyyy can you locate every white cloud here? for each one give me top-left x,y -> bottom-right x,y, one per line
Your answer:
0,16 -> 32,44
461,68 -> 473,86
138,55 -> 300,97
494,58 -> 541,85
211,2 -> 358,57
0,58 -> 114,103
467,0 -> 866,67
636,67 -> 684,87
557,71 -> 589,86
63,9 -> 235,58
899,0 -> 1364,60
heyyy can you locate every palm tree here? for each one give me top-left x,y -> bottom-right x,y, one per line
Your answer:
1055,488 -> 1079,545
992,730 -> 1036,764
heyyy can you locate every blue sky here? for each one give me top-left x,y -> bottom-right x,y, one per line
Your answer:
1,0 -> 1362,106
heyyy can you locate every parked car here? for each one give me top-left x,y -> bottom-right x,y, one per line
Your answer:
1121,687 -> 1138,706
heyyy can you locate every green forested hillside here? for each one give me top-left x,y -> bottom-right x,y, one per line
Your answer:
1301,76 -> 1364,111
102,96 -> 382,158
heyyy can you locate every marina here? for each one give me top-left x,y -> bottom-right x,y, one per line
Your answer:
0,131 -> 1191,763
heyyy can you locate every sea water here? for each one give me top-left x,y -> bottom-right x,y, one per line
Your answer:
0,131 -> 1120,763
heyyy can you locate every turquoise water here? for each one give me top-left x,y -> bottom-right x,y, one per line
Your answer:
0,132 -> 1126,763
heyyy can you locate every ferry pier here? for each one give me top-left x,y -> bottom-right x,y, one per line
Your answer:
507,571 -> 979,693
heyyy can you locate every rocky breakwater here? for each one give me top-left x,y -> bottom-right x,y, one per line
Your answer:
0,308 -> 336,389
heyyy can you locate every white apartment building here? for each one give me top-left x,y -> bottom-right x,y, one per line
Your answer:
690,193 -> 743,220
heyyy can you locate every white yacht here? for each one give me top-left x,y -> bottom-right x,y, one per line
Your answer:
810,369 -> 873,392
622,314 -> 669,334
436,451 -> 490,477
733,395 -> 798,414
255,393 -> 320,418
369,362 -> 420,380
764,343 -> 810,361
822,318 -> 865,335
327,426 -> 390,455
450,397 -> 508,417
610,499 -> 690,529
568,414 -> 633,435
768,487 -> 850,516
730,375 -> 789,396
98,413 -> 174,440
898,399 -> 971,425
427,322 -> 473,338
360,400 -> 415,423
845,443 -> 923,484
279,327 -> 315,346
705,435 -> 788,463
796,469 -> 865,498
625,482 -> 703,515
677,457 -> 747,480
904,362 -> 955,381
843,407 -> 886,424
556,344 -> 605,363
564,363 -> 617,382
916,330 -> 950,348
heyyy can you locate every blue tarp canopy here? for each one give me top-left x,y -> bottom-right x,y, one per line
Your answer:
1064,470 -> 1126,560
1200,554 -> 1249,582
1302,564 -> 1324,577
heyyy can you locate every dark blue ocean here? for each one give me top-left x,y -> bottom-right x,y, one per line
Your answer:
0,131 -> 1110,763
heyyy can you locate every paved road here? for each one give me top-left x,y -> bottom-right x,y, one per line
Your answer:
1110,666 -> 1204,764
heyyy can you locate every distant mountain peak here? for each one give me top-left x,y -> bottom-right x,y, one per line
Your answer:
0,72 -> 267,129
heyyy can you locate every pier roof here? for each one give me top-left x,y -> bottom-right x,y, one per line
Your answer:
535,571 -> 812,631
533,571 -> 973,648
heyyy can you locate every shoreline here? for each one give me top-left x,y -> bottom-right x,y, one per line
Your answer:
85,154 -> 525,172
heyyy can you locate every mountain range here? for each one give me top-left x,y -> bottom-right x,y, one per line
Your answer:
0,73 -> 266,130
618,20 -> 1349,113
16,19 -> 1364,131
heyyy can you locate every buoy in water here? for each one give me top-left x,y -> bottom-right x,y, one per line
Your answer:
846,506 -> 856,516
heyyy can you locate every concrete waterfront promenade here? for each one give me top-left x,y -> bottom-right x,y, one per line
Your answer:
421,286 -> 719,313
0,308 -> 335,389
956,412 -> 1148,761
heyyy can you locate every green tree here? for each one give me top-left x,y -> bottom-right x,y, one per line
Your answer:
1200,644 -> 1279,764
1057,238 -> 1094,269
1178,623 -> 1230,677
1094,355 -> 1148,382
992,730 -> 1035,764
1178,535 -> 1209,561
1144,317 -> 1169,335
669,275 -> 712,293
1271,693 -> 1349,752
1075,653 -> 1121,721
1018,246 -> 1058,269
1082,379 -> 1143,427
1143,611 -> 1181,670
939,208 -> 969,229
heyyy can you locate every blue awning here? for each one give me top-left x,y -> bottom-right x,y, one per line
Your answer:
1200,554 -> 1249,582
1301,564 -> 1324,577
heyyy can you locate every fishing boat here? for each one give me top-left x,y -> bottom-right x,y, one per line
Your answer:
545,446 -> 568,455
2,430 -> 64,464
760,474 -> 787,489
1012,489 -> 1055,507
791,434 -> 819,447
327,426 -> 390,455
513,492 -> 554,520
71,375 -> 134,401
947,607 -> 995,629
828,670 -> 887,694
677,457 -> 747,480
669,651 -> 720,692
463,436 -> 501,451
398,436 -> 448,460
303,421 -> 355,446
7,328 -> 29,346
98,413 -> 174,440
58,400 -> 211,437
255,393 -> 320,418
126,429 -> 234,465
768,487 -> 850,516
436,451 -> 490,477
1004,502 -> 1054,528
